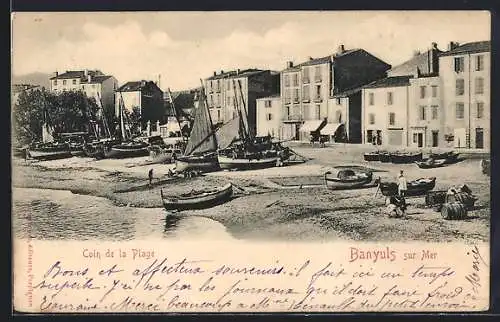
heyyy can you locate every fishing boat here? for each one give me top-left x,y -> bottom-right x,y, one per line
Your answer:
379,151 -> 391,163
175,82 -> 220,174
415,158 -> 447,169
160,183 -> 233,211
324,169 -> 374,190
59,132 -> 89,157
390,151 -> 423,164
363,151 -> 380,162
216,79 -> 284,171
429,151 -> 459,164
377,177 -> 436,197
26,141 -> 72,161
105,94 -> 150,159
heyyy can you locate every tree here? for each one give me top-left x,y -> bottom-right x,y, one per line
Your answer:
123,106 -> 142,136
12,89 -> 99,144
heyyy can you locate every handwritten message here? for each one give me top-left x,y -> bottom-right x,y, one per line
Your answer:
13,241 -> 489,313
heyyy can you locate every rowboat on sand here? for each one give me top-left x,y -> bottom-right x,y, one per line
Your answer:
415,158 -> 447,169
377,177 -> 436,197
160,183 -> 233,211
324,169 -> 374,190
390,152 -> 423,164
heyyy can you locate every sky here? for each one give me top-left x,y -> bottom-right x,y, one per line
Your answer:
11,11 -> 490,91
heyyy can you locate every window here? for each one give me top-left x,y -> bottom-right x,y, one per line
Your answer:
366,130 -> 374,143
293,89 -> 299,102
63,80 -> 67,85
419,106 -> 426,120
388,112 -> 395,125
456,102 -> 465,119
336,98 -> 342,105
315,105 -> 321,120
72,79 -> 77,85
456,79 -> 465,96
476,55 -> 484,71
431,105 -> 438,120
265,100 -> 272,108
454,57 -> 464,73
477,102 -> 484,119
284,89 -> 290,104
302,67 -> 310,83
217,110 -> 221,120
293,74 -> 298,86
475,77 -> 484,94
387,92 -> 393,105
420,86 -> 426,99
302,85 -> 310,101
368,93 -> 374,105
216,80 -> 220,91
314,66 -> 322,82
431,85 -> 438,98
53,80 -> 57,86
369,113 -> 375,125
226,81 -> 230,90
413,133 -> 418,143
266,113 -> 273,121
335,110 -> 342,123
284,75 -> 290,87
315,85 -> 321,100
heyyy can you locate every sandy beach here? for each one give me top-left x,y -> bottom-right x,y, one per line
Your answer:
12,144 -> 490,242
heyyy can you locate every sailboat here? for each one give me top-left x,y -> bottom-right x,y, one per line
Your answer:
174,81 -> 220,174
26,110 -> 73,161
82,93 -> 120,159
103,93 -> 149,159
216,79 -> 282,171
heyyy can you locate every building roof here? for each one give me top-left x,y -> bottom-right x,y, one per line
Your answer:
282,48 -> 361,72
207,68 -> 267,80
117,80 -> 161,92
12,84 -> 40,94
50,70 -> 107,80
439,41 -> 491,57
364,76 -> 412,89
332,86 -> 363,98
388,46 -> 443,77
257,94 -> 281,100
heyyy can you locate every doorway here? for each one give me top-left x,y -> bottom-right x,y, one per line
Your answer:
475,128 -> 484,149
417,133 -> 423,148
294,124 -> 300,141
431,131 -> 439,147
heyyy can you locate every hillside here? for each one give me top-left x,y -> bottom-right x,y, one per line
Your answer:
11,72 -> 51,89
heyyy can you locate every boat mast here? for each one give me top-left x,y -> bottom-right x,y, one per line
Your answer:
200,78 -> 218,146
167,88 -> 187,143
119,93 -> 127,140
237,79 -> 252,139
231,79 -> 248,143
96,92 -> 111,139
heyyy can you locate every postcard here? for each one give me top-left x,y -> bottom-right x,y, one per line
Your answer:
11,11 -> 491,313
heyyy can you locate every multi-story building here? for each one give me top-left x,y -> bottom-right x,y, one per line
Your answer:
361,41 -> 490,150
439,41 -> 490,149
256,95 -> 282,138
115,80 -> 165,128
205,69 -> 279,137
280,45 -> 391,142
49,70 -> 118,112
362,43 -> 444,147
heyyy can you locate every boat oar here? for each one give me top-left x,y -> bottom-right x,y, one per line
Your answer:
374,177 -> 381,198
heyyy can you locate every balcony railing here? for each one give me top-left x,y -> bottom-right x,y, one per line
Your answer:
284,99 -> 291,105
293,97 -> 300,103
314,96 -> 323,102
315,76 -> 322,83
302,77 -> 310,84
302,97 -> 311,103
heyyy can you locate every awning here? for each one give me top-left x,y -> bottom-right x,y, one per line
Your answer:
299,120 -> 324,133
320,123 -> 344,135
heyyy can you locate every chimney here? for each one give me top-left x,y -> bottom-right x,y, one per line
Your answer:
431,42 -> 438,49
213,71 -> 216,76
87,74 -> 91,83
220,70 -> 224,75
338,44 -> 345,54
309,56 -> 314,61
141,80 -> 146,87
84,69 -> 88,76
448,41 -> 459,51
413,50 -> 421,57
237,68 -> 240,75
286,61 -> 293,68
54,71 -> 58,77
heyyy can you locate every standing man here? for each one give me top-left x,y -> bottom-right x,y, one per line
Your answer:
148,168 -> 154,186
398,170 -> 407,197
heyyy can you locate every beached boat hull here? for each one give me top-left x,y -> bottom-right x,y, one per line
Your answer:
217,155 -> 278,171
429,152 -> 459,164
390,153 -> 423,164
379,153 -> 391,163
363,152 -> 379,162
415,159 -> 446,169
480,159 -> 490,176
104,142 -> 149,159
378,177 -> 436,197
27,148 -> 73,161
175,153 -> 220,173
324,171 -> 374,190
161,183 -> 233,211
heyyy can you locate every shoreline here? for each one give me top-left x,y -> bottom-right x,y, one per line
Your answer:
12,146 -> 491,242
